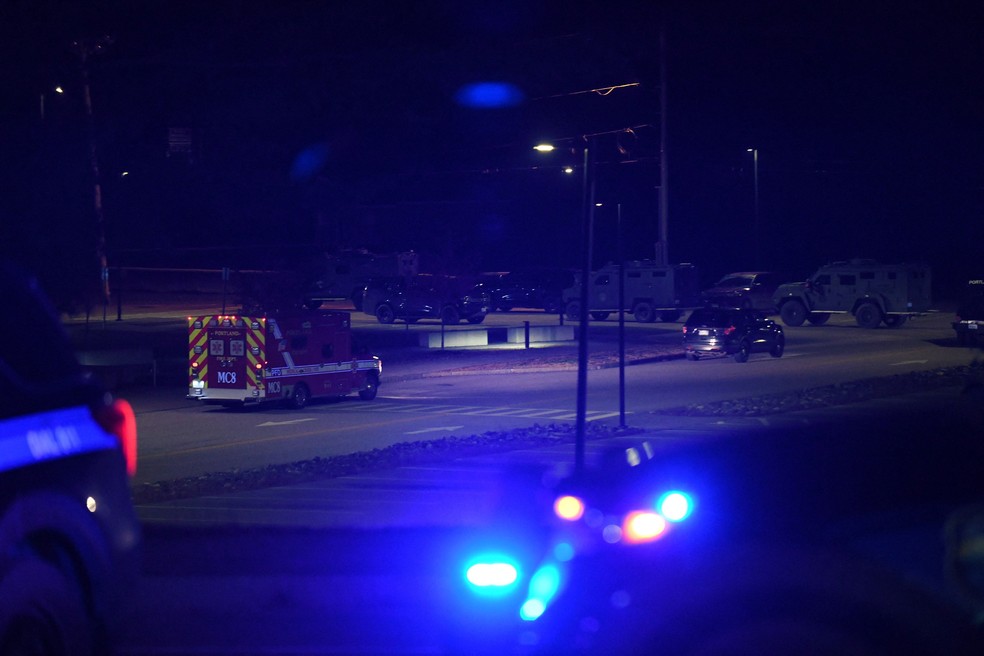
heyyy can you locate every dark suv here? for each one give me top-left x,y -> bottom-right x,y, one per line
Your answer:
475,269 -> 575,313
701,271 -> 784,312
683,307 -> 785,362
361,274 -> 490,324
0,263 -> 140,653
953,279 -> 984,346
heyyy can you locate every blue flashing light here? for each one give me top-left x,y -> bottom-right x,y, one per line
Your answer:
657,491 -> 694,522
465,554 -> 521,595
552,541 -> 575,562
519,563 -> 564,622
290,143 -> 330,181
455,81 -> 524,108
520,599 -> 546,621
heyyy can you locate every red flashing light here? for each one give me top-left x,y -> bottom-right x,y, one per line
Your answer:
554,495 -> 585,521
622,511 -> 667,544
94,399 -> 138,477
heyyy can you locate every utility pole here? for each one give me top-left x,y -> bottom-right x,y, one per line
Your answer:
72,36 -> 113,312
656,23 -> 670,265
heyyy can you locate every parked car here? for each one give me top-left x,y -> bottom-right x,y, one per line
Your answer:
361,274 -> 490,324
0,262 -> 140,654
701,271 -> 784,312
475,269 -> 575,313
682,307 -> 785,362
953,278 -> 984,345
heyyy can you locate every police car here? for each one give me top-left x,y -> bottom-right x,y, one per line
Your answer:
453,400 -> 984,655
0,263 -> 140,655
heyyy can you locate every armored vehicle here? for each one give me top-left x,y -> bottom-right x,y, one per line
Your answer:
773,259 -> 932,328
562,261 -> 701,323
303,250 -> 419,309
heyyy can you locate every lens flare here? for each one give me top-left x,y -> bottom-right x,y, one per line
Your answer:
658,491 -> 694,522
554,495 -> 585,521
623,511 -> 668,544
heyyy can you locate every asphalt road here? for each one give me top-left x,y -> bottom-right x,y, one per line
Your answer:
82,303 -> 984,656
118,309 -> 973,489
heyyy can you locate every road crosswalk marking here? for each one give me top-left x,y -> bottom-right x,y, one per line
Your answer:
323,401 -> 624,422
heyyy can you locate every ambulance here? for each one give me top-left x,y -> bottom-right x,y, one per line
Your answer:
187,310 -> 381,408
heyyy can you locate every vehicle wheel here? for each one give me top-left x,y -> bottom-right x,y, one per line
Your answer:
660,310 -> 682,322
466,314 -> 486,324
496,303 -> 513,312
0,557 -> 93,656
289,384 -> 309,409
302,298 -> 322,310
956,331 -> 968,345
883,315 -> 908,328
404,317 -> 419,324
686,352 -> 699,361
591,312 -> 610,321
770,334 -> 785,358
806,312 -> 830,326
734,340 -> 751,363
779,300 -> 807,327
350,291 -> 364,310
358,374 -> 378,400
564,301 -> 580,321
633,301 -> 656,323
441,306 -> 461,325
855,302 -> 882,329
375,304 -> 396,324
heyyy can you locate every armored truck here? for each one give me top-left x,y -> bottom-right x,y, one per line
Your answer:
562,261 -> 701,323
772,259 -> 932,328
303,250 -> 419,309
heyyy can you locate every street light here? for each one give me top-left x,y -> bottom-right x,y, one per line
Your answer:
39,85 -> 64,120
747,148 -> 759,268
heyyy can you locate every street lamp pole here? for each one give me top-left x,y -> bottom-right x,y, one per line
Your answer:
747,148 -> 759,268
575,138 -> 595,473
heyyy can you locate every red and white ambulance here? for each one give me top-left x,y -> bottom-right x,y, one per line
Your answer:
187,310 -> 381,408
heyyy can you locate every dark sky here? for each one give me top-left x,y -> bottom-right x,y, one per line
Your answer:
2,1 -> 982,300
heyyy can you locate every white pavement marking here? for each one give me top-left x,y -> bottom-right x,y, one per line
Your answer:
404,426 -> 466,435
330,400 -> 624,422
257,418 -> 317,427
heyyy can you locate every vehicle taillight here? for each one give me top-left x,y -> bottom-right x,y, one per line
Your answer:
94,398 -> 137,476
681,325 -> 688,334
723,325 -> 736,335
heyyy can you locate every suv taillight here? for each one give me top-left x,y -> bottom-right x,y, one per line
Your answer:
723,325 -> 737,335
94,399 -> 138,476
